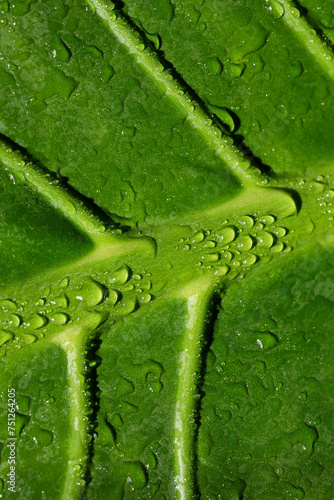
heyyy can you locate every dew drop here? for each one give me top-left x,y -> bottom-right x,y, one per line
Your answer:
204,240 -> 217,248
274,227 -> 287,237
238,215 -> 255,231
216,226 -> 237,244
236,234 -> 254,251
203,252 -> 220,263
257,231 -> 274,248
242,254 -> 257,267
19,332 -> 37,344
271,241 -> 284,253
58,277 -> 70,288
50,294 -> 69,309
50,313 -> 69,326
268,0 -> 285,19
260,214 -> 276,226
192,230 -> 205,243
140,293 -> 152,303
8,314 -> 21,328
29,313 -> 48,330
0,329 -> 14,347
115,297 -> 138,316
216,264 -> 229,276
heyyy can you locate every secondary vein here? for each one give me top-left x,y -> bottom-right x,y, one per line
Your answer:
89,0 -> 260,187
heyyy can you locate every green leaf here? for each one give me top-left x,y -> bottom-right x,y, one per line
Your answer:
0,0 -> 334,498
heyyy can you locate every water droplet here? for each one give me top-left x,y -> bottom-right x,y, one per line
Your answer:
203,253 -> 220,263
140,293 -> 152,303
238,215 -> 255,230
216,226 -> 237,244
242,254 -> 257,267
216,264 -> 229,276
274,227 -> 287,237
0,329 -> 13,346
236,235 -> 254,251
114,297 -> 138,316
8,314 -> 21,328
133,273 -> 142,281
108,290 -> 119,306
271,241 -> 284,253
204,240 -> 217,248
260,214 -> 276,226
255,332 -> 279,350
50,313 -> 69,326
32,426 -> 54,447
50,294 -> 69,309
58,277 -> 70,288
257,231 -> 274,248
0,299 -> 17,311
268,0 -> 285,19
121,283 -> 134,292
192,230 -> 205,243
28,314 -> 48,330
19,332 -> 37,344
15,413 -> 30,437
110,266 -> 130,285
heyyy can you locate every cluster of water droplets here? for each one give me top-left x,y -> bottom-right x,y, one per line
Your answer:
176,213 -> 292,277
0,265 -> 154,357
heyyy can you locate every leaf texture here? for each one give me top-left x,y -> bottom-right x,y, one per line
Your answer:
0,0 -> 334,499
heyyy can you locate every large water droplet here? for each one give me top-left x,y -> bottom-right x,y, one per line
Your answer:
203,252 -> 220,263
236,235 -> 254,251
0,299 -> 17,311
50,313 -> 70,326
0,329 -> 13,346
216,226 -> 237,244
110,265 -> 130,285
267,0 -> 285,19
29,314 -> 48,330
192,230 -> 205,243
8,314 -> 21,328
238,215 -> 255,231
257,231 -> 274,248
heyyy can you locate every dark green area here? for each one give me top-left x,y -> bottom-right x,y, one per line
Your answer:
0,343 -> 71,498
297,0 -> 334,42
198,244 -> 334,498
120,0 -> 334,175
0,0 -> 242,227
89,298 -> 188,499
0,165 -> 93,287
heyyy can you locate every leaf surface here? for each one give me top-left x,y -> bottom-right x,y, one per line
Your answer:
0,0 -> 333,499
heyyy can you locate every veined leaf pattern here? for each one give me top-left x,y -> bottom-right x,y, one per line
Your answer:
0,0 -> 334,498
